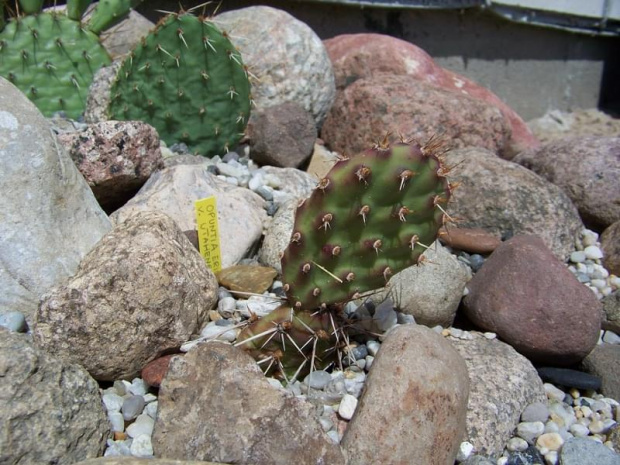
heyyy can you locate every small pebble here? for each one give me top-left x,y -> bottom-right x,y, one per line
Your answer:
516,421 -> 545,444
544,384 -> 566,403
304,370 -> 332,390
469,254 -> 485,272
366,340 -> 380,356
122,395 -> 145,421
507,437 -> 528,452
569,251 -> 586,263
108,411 -> 125,433
338,394 -> 358,420
584,245 -> 603,260
144,401 -> 158,419
128,378 -> 148,396
102,392 -> 124,412
129,434 -> 153,457
535,432 -> 563,452
125,413 -> 154,438
456,441 -> 475,461
0,311 -> 27,332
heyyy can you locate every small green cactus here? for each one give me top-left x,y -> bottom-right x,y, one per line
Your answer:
107,11 -> 252,157
238,136 -> 455,380
0,0 -> 139,118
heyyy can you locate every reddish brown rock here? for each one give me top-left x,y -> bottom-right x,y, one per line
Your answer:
601,221 -> 620,276
321,75 -> 511,158
58,121 -> 163,212
463,235 -> 602,366
247,101 -> 317,168
323,33 -> 538,158
514,136 -> 620,230
142,354 -> 180,388
439,227 -> 502,254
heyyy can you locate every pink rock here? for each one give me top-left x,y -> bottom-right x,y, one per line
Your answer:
58,121 -> 163,212
323,33 -> 539,158
463,235 -> 602,366
321,74 -> 510,158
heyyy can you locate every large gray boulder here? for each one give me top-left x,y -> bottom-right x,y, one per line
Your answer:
0,329 -> 109,464
0,77 -> 111,323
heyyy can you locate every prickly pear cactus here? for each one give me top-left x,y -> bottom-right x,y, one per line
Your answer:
0,0 -> 138,119
108,12 -> 252,157
281,138 -> 453,310
237,137 -> 454,380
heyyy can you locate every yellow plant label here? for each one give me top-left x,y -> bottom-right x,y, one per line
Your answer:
194,196 -> 222,273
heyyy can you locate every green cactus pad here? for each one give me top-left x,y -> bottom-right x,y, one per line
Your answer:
87,0 -> 135,34
0,12 -> 111,118
18,0 -> 43,14
108,12 -> 252,157
281,140 -> 451,310
236,305 -> 338,380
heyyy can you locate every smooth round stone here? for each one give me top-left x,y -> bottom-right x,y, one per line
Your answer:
355,358 -> 366,370
338,393 -> 358,420
304,370 -> 332,389
350,345 -> 368,360
122,395 -> 146,421
591,265 -> 609,279
516,421 -> 545,444
569,423 -> 590,437
544,383 -> 567,403
549,402 -> 577,429
522,402 -> 550,423
570,251 -> 587,263
366,340 -> 380,356
396,312 -> 415,324
544,421 -> 560,434
108,411 -> 125,433
365,355 -> 374,371
590,419 -> 616,434
537,367 -> 602,391
125,413 -> 154,438
102,392 -> 125,412
248,173 -> 264,191
456,441 -> 475,461
113,380 -> 130,396
584,245 -> 604,260
507,437 -> 529,452
535,432 -> 564,452
343,370 -> 366,397
591,278 -> 608,290
0,311 -> 27,332
129,434 -> 153,457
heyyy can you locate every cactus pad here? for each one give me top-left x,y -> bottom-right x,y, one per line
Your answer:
0,12 -> 111,118
108,12 -> 252,157
281,139 -> 452,310
236,305 -> 339,380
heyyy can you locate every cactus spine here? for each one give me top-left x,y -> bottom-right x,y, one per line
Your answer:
0,0 -> 138,118
238,136 -> 454,380
107,11 -> 252,157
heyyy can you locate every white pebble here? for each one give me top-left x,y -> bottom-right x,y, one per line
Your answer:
544,450 -> 558,465
364,355 -> 374,371
338,394 -> 358,420
104,438 -> 132,456
126,413 -> 154,438
570,251 -> 586,263
200,321 -> 237,342
456,441 -> 475,461
144,401 -> 158,419
319,417 -> 333,432
128,378 -> 148,396
569,423 -> 589,437
544,421 -> 560,434
217,297 -> 237,317
108,411 -> 125,432
497,457 -> 508,465
248,173 -> 264,191
366,340 -> 380,356
483,332 -> 497,340
581,230 -> 599,246
590,279 -> 608,290
507,437 -> 528,452
517,421 -> 545,443
544,384 -> 566,403
129,434 -> 153,457
143,393 -> 157,404
584,245 -> 603,260
591,265 -> 609,279
102,392 -> 125,412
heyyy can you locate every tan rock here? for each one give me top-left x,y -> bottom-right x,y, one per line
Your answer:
216,264 -> 278,295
